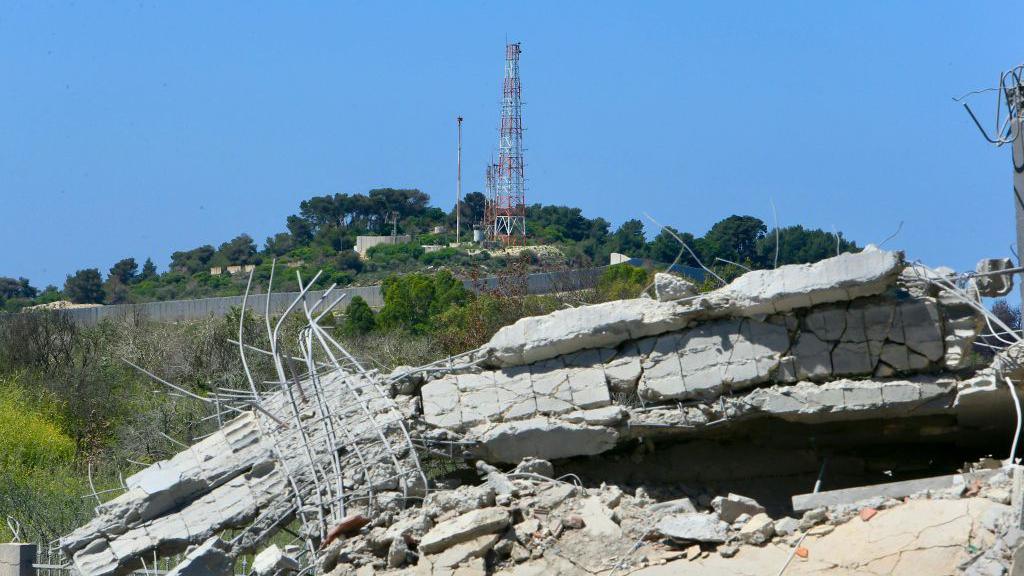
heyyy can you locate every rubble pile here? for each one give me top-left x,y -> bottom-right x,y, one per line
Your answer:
307,456 -> 1024,576
59,247 -> 1024,575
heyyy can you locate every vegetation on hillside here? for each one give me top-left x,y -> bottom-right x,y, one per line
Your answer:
0,262 -> 656,541
1,186 -> 859,312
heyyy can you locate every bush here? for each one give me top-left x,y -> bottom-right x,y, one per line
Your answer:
378,271 -> 469,334
367,243 -> 425,267
596,263 -> 650,301
420,247 -> 460,266
0,375 -> 90,542
342,296 -> 376,336
335,250 -> 364,273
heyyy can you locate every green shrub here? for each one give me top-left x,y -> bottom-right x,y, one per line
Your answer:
342,296 -> 376,336
367,243 -> 424,267
596,263 -> 650,301
378,271 -> 469,334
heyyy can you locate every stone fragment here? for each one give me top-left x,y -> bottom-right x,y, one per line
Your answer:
649,498 -> 697,515
711,493 -> 765,523
718,544 -> 738,558
513,457 -> 554,478
476,461 -> 516,496
656,513 -> 730,544
773,517 -> 800,537
653,273 -> 697,302
561,406 -> 626,426
387,537 -> 408,568
738,513 -> 775,545
859,507 -> 878,522
577,496 -> 621,539
685,544 -> 701,560
428,533 -> 501,569
418,507 -> 510,555
252,545 -> 299,576
603,349 -> 643,394
426,484 -> 495,515
166,537 -> 233,576
799,508 -> 828,530
513,518 -> 542,544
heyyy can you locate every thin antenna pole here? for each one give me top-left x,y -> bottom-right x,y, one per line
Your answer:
456,116 -> 463,244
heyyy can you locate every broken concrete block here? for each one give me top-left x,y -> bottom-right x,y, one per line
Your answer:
486,298 -> 689,366
738,512 -> 774,545
513,457 -> 554,478
603,350 -> 643,394
476,461 -> 516,496
773,517 -> 800,537
577,496 -> 622,539
653,272 -> 697,302
422,377 -> 463,430
720,248 -> 904,316
470,418 -> 618,464
656,513 -> 730,544
418,507 -> 510,555
427,532 -> 501,569
166,537 -> 233,576
648,498 -> 698,515
711,493 -> 765,523
252,544 -> 299,576
561,406 -> 626,426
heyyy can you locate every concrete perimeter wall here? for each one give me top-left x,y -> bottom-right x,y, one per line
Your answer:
10,268 -> 605,327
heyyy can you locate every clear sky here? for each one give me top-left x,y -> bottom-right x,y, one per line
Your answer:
1,2 -> 1019,286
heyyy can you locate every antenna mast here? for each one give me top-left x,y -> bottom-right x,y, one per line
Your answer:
490,42 -> 526,245
456,116 -> 463,244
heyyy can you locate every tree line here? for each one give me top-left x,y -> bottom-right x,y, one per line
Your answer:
1,186 -> 861,311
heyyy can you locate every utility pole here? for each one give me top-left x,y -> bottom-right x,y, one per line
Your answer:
961,65 -> 1024,311
456,116 -> 463,245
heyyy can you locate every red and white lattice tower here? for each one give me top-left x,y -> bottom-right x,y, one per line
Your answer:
492,42 -> 526,244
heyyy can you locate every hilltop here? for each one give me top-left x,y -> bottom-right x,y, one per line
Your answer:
0,188 -> 858,312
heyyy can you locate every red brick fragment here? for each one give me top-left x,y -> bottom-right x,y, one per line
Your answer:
859,507 -> 878,522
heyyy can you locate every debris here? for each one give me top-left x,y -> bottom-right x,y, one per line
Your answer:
711,494 -> 765,524
252,545 -> 300,576
773,517 -> 800,537
656,513 -> 730,544
418,507 -> 510,555
165,537 -> 233,576
56,249 -> 1024,575
737,513 -> 774,545
513,457 -> 554,478
792,469 -> 999,511
477,461 -> 517,495
653,273 -> 697,302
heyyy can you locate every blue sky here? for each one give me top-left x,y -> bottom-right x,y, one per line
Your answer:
0,2 -> 1019,286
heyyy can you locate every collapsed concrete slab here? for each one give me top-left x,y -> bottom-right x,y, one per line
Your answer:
483,249 -> 904,367
420,250 -> 993,461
